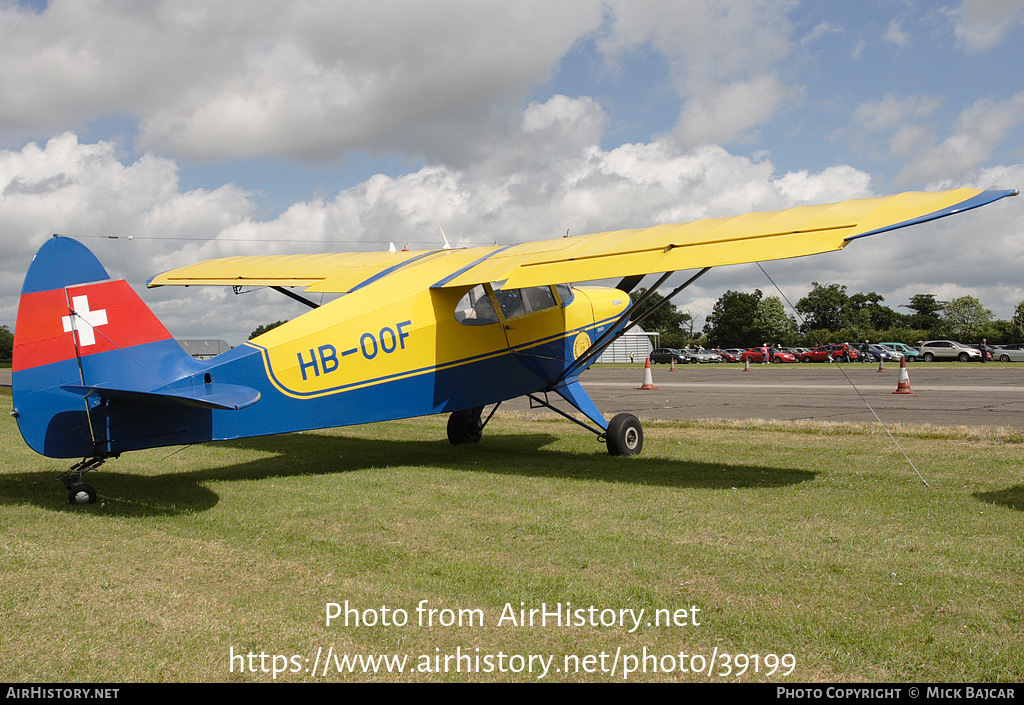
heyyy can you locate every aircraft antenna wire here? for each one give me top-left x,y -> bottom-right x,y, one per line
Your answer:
754,262 -> 930,488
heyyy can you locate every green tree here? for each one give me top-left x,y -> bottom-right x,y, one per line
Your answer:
940,296 -> 992,341
1010,301 -> 1024,343
629,289 -> 694,348
900,294 -> 944,331
848,291 -> 902,330
796,283 -> 851,333
0,324 -> 12,364
703,289 -> 762,348
752,296 -> 798,346
249,320 -> 289,340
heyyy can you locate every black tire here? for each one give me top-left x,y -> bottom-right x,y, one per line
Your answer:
958,352 -> 969,362
68,484 -> 97,505
606,413 -> 643,456
447,409 -> 483,445
1000,354 -> 1010,362
923,352 -> 934,362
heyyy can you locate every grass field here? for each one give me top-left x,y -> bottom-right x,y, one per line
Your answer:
1,386 -> 1022,682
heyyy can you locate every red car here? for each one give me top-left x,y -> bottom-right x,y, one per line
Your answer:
799,345 -> 860,363
713,348 -> 741,362
740,347 -> 797,363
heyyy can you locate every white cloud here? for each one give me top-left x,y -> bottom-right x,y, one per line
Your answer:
800,21 -> 842,46
0,1 -> 606,164
895,92 -> 1024,184
953,0 -> 1024,51
0,133 -> 255,323
672,75 -> 799,149
885,18 -> 910,47
852,93 -> 943,133
598,0 -> 800,146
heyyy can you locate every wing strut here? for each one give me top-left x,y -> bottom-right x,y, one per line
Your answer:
559,272 -> 672,380
627,267 -> 711,333
560,267 -> 712,380
269,286 -> 320,309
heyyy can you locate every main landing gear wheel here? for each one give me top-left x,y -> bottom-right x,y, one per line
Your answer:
606,413 -> 643,456
447,408 -> 483,445
68,483 -> 97,506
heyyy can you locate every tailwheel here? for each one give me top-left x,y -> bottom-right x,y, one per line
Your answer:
58,456 -> 107,506
606,413 -> 643,456
68,483 -> 97,506
447,407 -> 484,445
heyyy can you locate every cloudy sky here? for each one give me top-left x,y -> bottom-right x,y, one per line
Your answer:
2,0 -> 1022,344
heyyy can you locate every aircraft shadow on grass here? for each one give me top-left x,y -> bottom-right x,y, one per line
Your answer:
2,430 -> 814,516
975,486 -> 1024,512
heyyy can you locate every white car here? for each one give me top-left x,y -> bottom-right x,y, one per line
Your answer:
918,340 -> 982,362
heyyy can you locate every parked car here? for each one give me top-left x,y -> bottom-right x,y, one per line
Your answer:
649,348 -> 692,364
918,340 -> 982,362
712,348 -> 741,362
990,346 -> 1024,362
740,346 -> 797,363
879,342 -> 920,361
969,344 -> 994,361
799,345 -> 859,363
684,347 -> 721,363
849,342 -> 901,363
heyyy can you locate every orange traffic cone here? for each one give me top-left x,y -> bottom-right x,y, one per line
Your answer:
877,356 -> 886,372
892,357 -> 913,394
743,357 -> 751,372
637,357 -> 658,390
670,356 -> 677,372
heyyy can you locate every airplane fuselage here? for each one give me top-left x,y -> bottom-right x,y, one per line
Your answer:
13,238 -> 630,459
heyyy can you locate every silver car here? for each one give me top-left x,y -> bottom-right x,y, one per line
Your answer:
918,340 -> 982,362
684,347 -> 721,363
990,345 -> 1024,362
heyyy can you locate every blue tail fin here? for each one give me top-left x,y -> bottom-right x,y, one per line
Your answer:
13,236 -> 258,458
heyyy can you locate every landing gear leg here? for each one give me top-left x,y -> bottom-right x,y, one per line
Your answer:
58,456 -> 106,505
539,380 -> 646,457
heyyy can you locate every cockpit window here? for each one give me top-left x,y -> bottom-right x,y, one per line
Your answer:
493,288 -> 526,319
523,286 -> 556,312
494,286 -> 560,319
454,285 -> 499,325
456,284 -> 570,326
556,283 -> 573,306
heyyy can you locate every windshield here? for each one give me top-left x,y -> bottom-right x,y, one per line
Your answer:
454,285 -> 498,326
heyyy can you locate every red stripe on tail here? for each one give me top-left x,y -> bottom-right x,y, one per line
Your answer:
14,280 -> 173,372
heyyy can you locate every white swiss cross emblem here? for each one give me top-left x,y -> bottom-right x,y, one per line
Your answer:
62,294 -> 108,347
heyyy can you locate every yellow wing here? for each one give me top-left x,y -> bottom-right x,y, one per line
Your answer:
147,188 -> 1016,292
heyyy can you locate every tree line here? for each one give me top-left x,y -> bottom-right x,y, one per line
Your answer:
633,285 -> 1024,351
0,325 -> 11,364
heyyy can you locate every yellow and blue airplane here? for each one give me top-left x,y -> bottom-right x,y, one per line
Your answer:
11,188 -> 1017,504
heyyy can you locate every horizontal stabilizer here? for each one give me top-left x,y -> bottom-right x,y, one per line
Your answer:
61,382 -> 261,411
